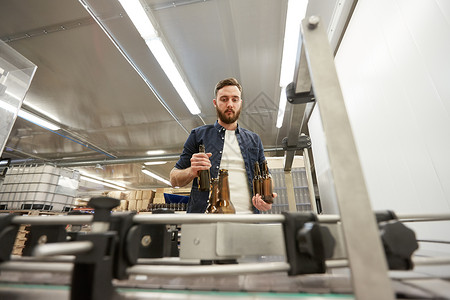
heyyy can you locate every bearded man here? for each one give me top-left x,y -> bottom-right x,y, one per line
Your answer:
170,77 -> 276,213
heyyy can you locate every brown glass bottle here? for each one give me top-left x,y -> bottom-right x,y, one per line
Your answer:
206,177 -> 219,214
216,169 -> 236,214
253,161 -> 262,197
261,160 -> 273,204
197,144 -> 210,191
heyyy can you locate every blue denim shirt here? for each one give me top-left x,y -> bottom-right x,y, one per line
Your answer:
174,121 -> 266,213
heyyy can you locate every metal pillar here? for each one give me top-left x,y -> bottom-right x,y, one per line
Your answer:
303,148 -> 318,213
284,171 -> 297,212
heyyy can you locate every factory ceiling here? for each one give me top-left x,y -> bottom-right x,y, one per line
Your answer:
0,0 -> 340,194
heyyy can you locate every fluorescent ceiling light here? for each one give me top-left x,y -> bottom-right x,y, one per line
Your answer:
276,87 -> 287,128
1,97 -> 61,131
4,90 -> 22,102
117,0 -> 157,39
118,0 -> 201,115
146,150 -> 165,155
80,175 -> 126,191
276,0 -> 308,128
146,38 -> 200,115
18,110 -> 60,131
144,161 -> 167,166
0,100 -> 18,114
142,169 -> 171,186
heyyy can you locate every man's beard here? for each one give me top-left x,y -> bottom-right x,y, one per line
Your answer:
216,106 -> 241,124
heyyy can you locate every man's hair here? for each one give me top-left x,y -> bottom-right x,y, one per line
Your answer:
214,78 -> 242,97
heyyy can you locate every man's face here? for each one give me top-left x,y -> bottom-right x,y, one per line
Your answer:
213,85 -> 242,124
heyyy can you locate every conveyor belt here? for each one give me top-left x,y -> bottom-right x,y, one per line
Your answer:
1,253 -> 450,299
2,198 -> 450,299
0,283 -> 355,300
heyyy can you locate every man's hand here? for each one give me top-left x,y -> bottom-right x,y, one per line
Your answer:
189,152 -> 212,177
252,193 -> 277,212
170,152 -> 212,188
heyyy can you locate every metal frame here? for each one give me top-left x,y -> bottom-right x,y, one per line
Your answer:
303,148 -> 318,213
3,212 -> 450,278
299,16 -> 394,299
4,211 -> 450,272
282,24 -> 317,214
10,212 -> 450,226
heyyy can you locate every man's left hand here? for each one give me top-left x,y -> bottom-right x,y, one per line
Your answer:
252,193 -> 277,212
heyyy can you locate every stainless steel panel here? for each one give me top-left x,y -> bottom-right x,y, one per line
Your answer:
180,222 -> 285,260
216,222 -> 285,256
180,223 -> 220,260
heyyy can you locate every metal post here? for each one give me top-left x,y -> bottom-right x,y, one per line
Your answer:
284,171 -> 297,212
303,148 -> 318,213
301,16 -> 395,299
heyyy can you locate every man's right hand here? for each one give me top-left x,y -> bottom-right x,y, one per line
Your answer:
170,152 -> 212,188
189,152 -> 212,177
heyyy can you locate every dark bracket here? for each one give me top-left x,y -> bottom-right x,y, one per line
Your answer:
0,214 -> 19,262
68,197 -> 181,299
22,224 -> 67,256
70,196 -> 121,300
286,81 -> 315,104
71,232 -> 118,300
375,210 -> 398,223
109,212 -> 140,280
282,135 -> 312,151
375,211 -> 418,270
282,212 -> 335,275
137,209 -> 179,259
88,196 -> 121,222
138,224 -> 179,259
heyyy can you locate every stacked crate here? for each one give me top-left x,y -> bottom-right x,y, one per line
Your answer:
107,191 -> 128,211
137,187 -> 190,212
268,167 -> 312,214
140,190 -> 155,211
13,224 -> 28,256
109,190 -> 155,212
0,164 -> 80,212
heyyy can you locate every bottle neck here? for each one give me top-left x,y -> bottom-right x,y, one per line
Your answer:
262,161 -> 269,175
218,176 -> 230,200
254,163 -> 260,176
210,181 -> 218,203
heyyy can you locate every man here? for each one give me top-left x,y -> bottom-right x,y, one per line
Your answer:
170,78 -> 276,213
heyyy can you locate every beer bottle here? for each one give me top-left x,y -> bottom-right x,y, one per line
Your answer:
253,161 -> 262,197
261,160 -> 273,204
216,169 -> 236,214
198,144 -> 210,191
206,177 -> 219,214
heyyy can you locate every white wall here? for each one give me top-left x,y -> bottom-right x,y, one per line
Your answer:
310,0 -> 450,255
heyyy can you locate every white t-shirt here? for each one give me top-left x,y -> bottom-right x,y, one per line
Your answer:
219,130 -> 252,214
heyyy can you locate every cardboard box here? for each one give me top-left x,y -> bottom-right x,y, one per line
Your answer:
172,187 -> 191,196
141,199 -> 150,211
127,191 -> 137,200
155,188 -> 169,194
120,200 -> 128,211
142,190 -> 155,201
128,200 -> 137,211
136,199 -> 143,211
108,191 -> 122,199
152,196 -> 165,204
